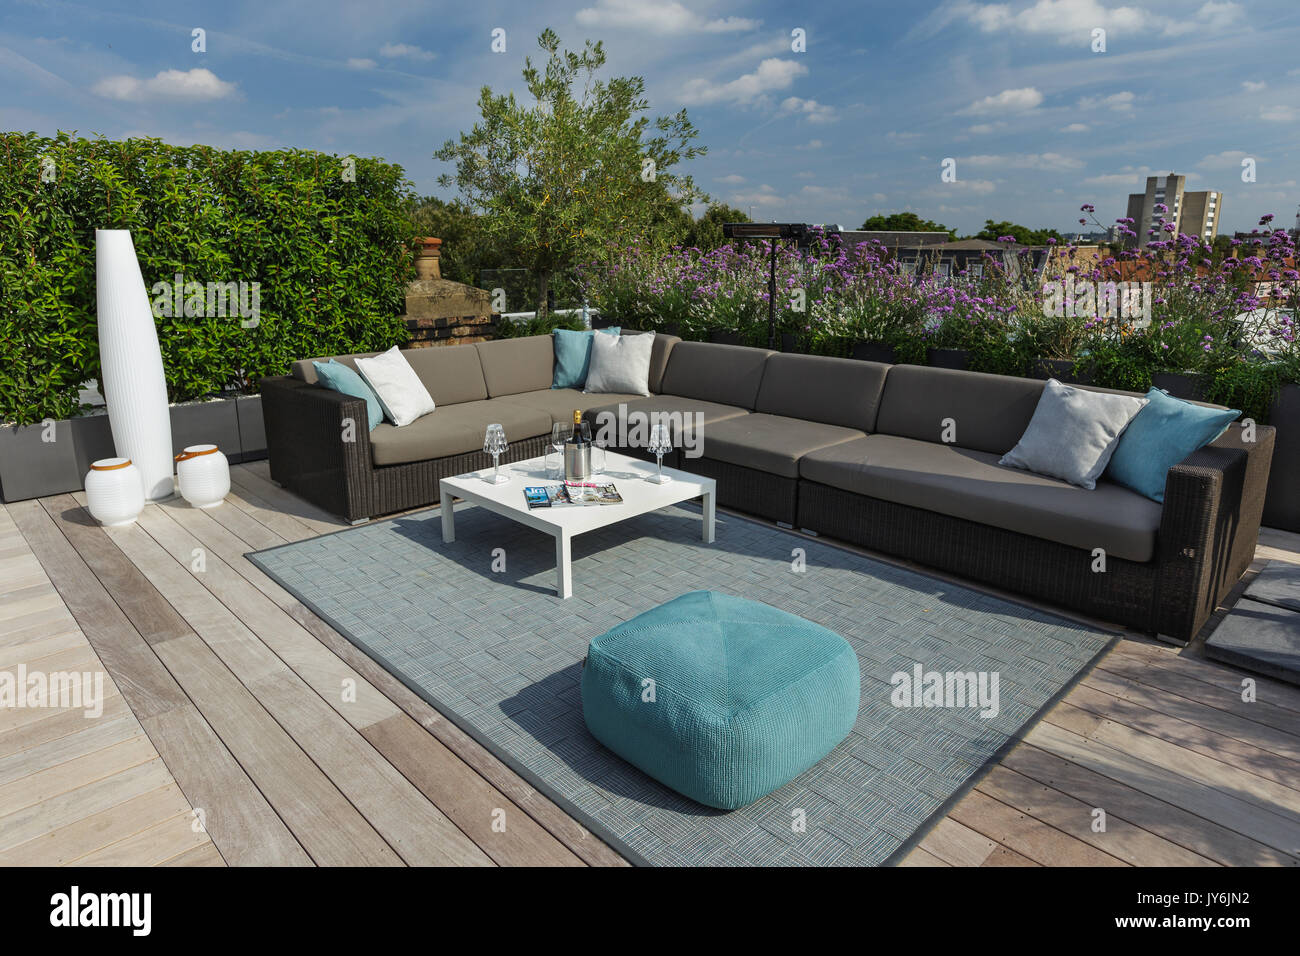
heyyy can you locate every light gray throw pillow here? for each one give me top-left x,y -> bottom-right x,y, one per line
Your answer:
584,330 -> 655,396
999,379 -> 1147,489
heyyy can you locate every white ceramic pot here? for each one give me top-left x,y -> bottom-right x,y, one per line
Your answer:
84,458 -> 145,526
175,444 -> 230,508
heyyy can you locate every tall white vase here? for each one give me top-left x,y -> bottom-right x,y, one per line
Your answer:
96,229 -> 174,500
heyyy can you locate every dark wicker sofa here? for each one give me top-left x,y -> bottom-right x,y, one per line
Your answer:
262,335 -> 1273,643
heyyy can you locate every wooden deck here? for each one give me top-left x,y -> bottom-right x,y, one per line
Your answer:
2,460 -> 1298,866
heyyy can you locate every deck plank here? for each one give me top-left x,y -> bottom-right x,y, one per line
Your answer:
975,764 -> 1218,866
9,499 -> 310,867
153,490 -> 610,867
1003,742 -> 1297,866
1028,718 -> 1300,857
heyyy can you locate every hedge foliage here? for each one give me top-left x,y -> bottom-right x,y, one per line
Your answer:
1,132 -> 417,425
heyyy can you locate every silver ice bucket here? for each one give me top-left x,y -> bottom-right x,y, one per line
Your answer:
564,442 -> 591,482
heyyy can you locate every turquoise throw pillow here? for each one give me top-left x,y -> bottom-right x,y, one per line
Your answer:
1106,388 -> 1239,502
312,359 -> 384,431
552,327 -> 620,389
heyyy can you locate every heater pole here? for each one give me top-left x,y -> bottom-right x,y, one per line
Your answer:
768,237 -> 777,350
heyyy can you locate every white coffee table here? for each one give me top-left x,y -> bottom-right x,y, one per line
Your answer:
439,451 -> 716,599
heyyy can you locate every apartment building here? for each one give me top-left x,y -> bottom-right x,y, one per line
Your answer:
1124,173 -> 1221,246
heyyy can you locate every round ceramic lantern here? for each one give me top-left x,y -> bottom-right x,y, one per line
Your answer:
175,444 -> 230,508
84,458 -> 145,526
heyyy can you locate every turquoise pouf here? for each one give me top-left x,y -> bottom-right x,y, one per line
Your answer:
580,590 -> 861,810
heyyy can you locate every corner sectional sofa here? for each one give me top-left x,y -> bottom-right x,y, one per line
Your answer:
261,334 -> 1274,643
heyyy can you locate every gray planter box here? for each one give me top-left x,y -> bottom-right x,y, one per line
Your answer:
1264,383 -> 1300,532
0,420 -> 84,502
1,394 -> 266,503
235,394 -> 267,462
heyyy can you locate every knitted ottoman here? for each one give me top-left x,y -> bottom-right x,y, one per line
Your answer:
580,590 -> 860,810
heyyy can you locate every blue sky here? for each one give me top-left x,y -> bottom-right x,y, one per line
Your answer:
4,0 -> 1299,235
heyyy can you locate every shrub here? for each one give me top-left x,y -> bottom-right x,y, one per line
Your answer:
0,131 -> 417,425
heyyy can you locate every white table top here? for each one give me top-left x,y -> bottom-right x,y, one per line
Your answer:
439,451 -> 715,536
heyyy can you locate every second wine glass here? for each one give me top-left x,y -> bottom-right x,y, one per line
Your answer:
484,424 -> 509,484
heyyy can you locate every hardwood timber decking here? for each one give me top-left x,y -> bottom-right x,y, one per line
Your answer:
2,460 -> 1298,867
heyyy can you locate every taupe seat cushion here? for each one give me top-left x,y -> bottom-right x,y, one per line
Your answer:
699,413 -> 865,479
658,341 -> 774,409
875,365 -> 1046,455
754,353 -> 889,432
493,388 -> 649,425
582,395 -> 750,450
369,400 -> 551,466
800,434 -> 1163,562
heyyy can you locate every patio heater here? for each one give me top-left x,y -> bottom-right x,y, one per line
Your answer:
722,222 -> 809,349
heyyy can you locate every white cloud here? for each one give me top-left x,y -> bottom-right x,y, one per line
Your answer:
951,0 -> 1240,42
1083,165 -> 1153,186
1076,90 -> 1135,112
92,67 -> 237,102
795,139 -> 824,150
1060,122 -> 1089,133
1261,104 -> 1296,122
680,58 -> 806,106
948,179 -> 997,194
1241,80 -> 1266,92
379,43 -> 434,61
967,122 -> 1005,134
716,173 -> 746,184
959,87 -> 1042,115
1198,149 -> 1257,169
959,152 -> 1084,171
577,0 -> 759,35
347,57 -> 377,70
886,130 -> 922,142
729,184 -> 785,207
779,96 -> 836,123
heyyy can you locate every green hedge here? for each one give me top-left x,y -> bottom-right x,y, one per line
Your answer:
1,132 -> 417,425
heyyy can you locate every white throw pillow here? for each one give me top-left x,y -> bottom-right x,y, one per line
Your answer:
999,379 -> 1147,489
584,331 -> 655,396
354,347 -> 436,427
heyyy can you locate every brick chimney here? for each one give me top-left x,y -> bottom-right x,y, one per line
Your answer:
404,239 -> 497,347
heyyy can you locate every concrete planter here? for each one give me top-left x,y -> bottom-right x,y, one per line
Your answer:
0,394 -> 267,503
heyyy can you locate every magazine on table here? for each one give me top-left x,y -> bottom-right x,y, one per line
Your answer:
523,481 -> 623,509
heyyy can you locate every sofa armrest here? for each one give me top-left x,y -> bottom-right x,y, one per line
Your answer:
1154,421 -> 1275,639
260,375 -> 373,522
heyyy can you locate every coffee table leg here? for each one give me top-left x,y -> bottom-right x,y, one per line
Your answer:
555,532 -> 572,599
441,494 -> 455,544
702,489 -> 716,544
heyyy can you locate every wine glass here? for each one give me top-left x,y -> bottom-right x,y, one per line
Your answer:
484,424 -> 509,484
550,422 -> 571,479
647,423 -> 672,484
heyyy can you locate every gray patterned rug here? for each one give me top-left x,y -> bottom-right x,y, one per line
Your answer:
248,502 -> 1116,866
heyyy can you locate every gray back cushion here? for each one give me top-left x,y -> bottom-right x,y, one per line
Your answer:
756,354 -> 889,431
403,343 -> 488,406
474,335 -> 555,397
291,352 -> 377,383
875,365 -> 1046,454
638,331 -> 680,394
659,341 -> 775,409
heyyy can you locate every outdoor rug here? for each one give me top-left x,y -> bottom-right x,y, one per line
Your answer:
248,502 -> 1117,866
